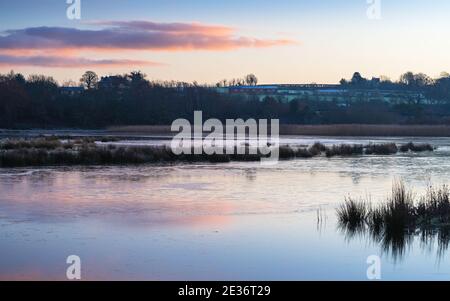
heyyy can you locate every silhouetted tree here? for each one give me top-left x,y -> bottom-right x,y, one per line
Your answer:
245,74 -> 258,86
128,71 -> 147,84
80,71 -> 98,90
351,72 -> 367,87
1,70 -> 450,129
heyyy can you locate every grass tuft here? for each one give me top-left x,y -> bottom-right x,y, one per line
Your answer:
365,143 -> 398,155
399,142 -> 434,153
337,180 -> 450,233
337,180 -> 450,259
325,144 -> 363,157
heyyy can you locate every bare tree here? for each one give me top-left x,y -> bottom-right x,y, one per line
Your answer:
245,74 -> 258,86
400,72 -> 433,88
414,73 -> 433,87
216,79 -> 228,87
80,71 -> 98,89
128,71 -> 147,83
399,72 -> 415,86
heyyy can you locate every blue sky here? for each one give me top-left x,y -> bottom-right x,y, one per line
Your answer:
1,0 -> 450,84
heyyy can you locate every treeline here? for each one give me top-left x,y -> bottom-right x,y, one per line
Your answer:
1,70 -> 450,129
340,71 -> 450,102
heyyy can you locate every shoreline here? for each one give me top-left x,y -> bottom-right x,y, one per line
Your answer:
3,124 -> 450,138
106,124 -> 450,137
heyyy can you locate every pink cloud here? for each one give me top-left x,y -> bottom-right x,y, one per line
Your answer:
0,54 -> 162,68
89,20 -> 236,36
0,21 -> 296,52
0,20 -> 296,68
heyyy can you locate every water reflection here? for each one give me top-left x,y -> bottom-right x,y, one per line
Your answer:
338,218 -> 450,262
2,135 -> 450,279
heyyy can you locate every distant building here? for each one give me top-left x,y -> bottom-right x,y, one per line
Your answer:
215,84 -> 428,105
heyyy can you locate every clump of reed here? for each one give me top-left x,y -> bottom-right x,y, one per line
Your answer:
295,148 -> 314,158
364,143 -> 398,155
337,197 -> 369,228
337,181 -> 450,260
325,144 -> 363,157
416,185 -> 450,226
382,181 -> 416,231
0,137 -> 437,167
399,142 -> 434,153
278,145 -> 297,160
308,142 -> 327,156
337,180 -> 450,233
0,137 -> 62,150
293,143 -> 327,158
337,180 -> 450,260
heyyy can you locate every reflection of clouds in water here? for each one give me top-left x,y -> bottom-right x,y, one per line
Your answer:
0,196 -> 236,229
0,268 -> 59,281
100,213 -> 234,229
1,145 -> 450,228
162,182 -> 212,191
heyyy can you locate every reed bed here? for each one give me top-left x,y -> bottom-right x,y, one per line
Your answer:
325,144 -> 364,157
0,137 -> 436,167
337,180 -> 450,259
399,142 -> 435,153
338,180 -> 450,231
364,143 -> 398,155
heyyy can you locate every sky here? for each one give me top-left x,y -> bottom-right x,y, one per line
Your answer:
0,0 -> 450,84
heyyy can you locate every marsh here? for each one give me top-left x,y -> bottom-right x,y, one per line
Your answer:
1,133 -> 450,280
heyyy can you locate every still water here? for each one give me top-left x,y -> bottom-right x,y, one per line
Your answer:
2,136 -> 450,280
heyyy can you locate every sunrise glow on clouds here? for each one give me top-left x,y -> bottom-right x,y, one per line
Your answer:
1,0 -> 450,84
0,20 -> 295,68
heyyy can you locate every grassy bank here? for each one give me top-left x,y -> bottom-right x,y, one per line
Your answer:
108,124 -> 450,137
0,137 -> 435,167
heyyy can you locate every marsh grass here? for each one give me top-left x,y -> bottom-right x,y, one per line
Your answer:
337,180 -> 450,260
337,180 -> 448,230
337,197 -> 368,227
0,137 -> 62,150
0,137 -> 437,167
364,143 -> 398,155
278,145 -> 297,160
295,148 -> 314,158
416,185 -> 450,225
325,144 -> 364,157
400,142 -> 434,153
308,142 -> 327,156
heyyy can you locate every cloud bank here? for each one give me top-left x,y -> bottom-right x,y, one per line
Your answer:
0,20 -> 296,68
0,54 -> 161,68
